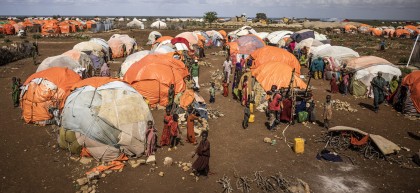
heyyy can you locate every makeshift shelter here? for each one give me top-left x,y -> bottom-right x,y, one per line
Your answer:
266,30 -> 293,45
150,21 -> 167,29
294,38 -> 323,52
152,45 -> 175,54
20,67 -> 81,124
358,24 -> 371,34
171,37 -> 191,51
394,71 -> 420,115
37,55 -> 83,74
290,29 -> 315,43
250,46 -> 301,75
94,20 -> 113,32
120,50 -> 151,77
252,61 -> 307,91
62,50 -> 94,76
73,41 -> 104,57
344,24 -> 357,33
312,45 -> 359,63
151,36 -> 173,50
395,29 -> 411,38
127,18 -> 144,29
147,31 -> 162,45
370,28 -> 383,36
404,25 -> 419,35
58,22 -> 71,34
345,56 -> 402,96
176,32 -> 198,45
2,23 -> 15,35
41,20 -> 60,36
123,54 -> 188,107
228,26 -> 257,39
233,34 -> 265,55
89,38 -> 110,61
255,32 -> 269,40
108,34 -> 137,58
206,30 -> 224,47
61,77 -> 153,161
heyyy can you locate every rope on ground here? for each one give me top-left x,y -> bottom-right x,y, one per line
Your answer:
282,124 -> 293,148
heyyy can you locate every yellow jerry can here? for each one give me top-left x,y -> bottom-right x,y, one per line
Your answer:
249,103 -> 254,113
294,138 -> 304,154
248,114 -> 255,123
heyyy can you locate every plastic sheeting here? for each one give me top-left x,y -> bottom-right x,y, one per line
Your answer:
21,68 -> 81,124
150,21 -> 167,29
123,54 -> 188,107
266,30 -> 293,45
252,61 -> 307,91
62,50 -> 93,70
147,31 -> 162,45
312,45 -> 359,63
120,50 -> 150,78
152,44 -> 175,54
89,38 -> 110,60
250,46 -> 301,75
73,41 -> 104,57
345,56 -> 393,70
290,29 -> 315,43
127,18 -> 144,29
255,32 -> 269,40
228,26 -> 257,38
402,71 -> 420,113
294,38 -> 323,52
37,55 -> 82,74
62,79 -> 153,161
233,34 -> 265,55
176,32 -> 198,45
108,34 -> 137,58
352,64 -> 401,96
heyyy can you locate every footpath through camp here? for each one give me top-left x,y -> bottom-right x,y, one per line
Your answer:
0,26 -> 419,193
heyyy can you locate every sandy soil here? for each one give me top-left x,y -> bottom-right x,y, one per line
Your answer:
0,29 -> 419,193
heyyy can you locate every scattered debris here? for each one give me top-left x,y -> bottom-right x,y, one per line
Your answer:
163,157 -> 173,166
198,61 -> 214,67
208,109 -> 224,119
158,172 -> 165,177
128,159 -> 143,168
263,137 -> 272,144
146,155 -> 156,164
332,99 -> 358,112
217,175 -> 233,193
76,177 -> 88,186
79,157 -> 93,165
210,51 -> 227,56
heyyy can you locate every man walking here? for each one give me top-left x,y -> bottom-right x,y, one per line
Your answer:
222,57 -> 232,83
371,71 -> 386,113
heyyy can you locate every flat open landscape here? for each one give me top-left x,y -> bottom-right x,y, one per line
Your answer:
0,28 -> 419,193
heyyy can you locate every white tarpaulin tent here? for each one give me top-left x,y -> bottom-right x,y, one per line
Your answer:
150,21 -> 167,29
267,30 -> 293,45
37,55 -> 83,74
120,50 -> 151,77
147,31 -> 162,45
61,80 -> 153,161
127,18 -> 144,29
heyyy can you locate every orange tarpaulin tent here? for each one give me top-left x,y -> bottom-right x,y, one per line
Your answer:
154,36 -> 173,44
344,24 -> 357,32
395,29 -> 411,38
402,71 -> 420,113
21,67 -> 81,124
252,61 -> 307,91
250,46 -> 301,75
123,54 -> 188,107
59,22 -> 71,34
3,23 -> 15,35
370,28 -> 382,36
41,20 -> 60,36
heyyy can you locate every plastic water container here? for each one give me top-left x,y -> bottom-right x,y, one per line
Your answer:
294,138 -> 304,154
248,114 -> 255,123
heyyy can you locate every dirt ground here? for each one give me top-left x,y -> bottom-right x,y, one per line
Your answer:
0,29 -> 419,193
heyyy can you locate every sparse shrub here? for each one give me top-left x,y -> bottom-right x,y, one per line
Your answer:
0,34 -> 4,39
398,57 -> 409,64
4,38 -> 11,43
400,67 -> 412,75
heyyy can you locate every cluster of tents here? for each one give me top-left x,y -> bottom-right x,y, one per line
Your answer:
225,26 -> 419,115
18,31 -> 213,162
344,24 -> 419,38
0,18 -> 113,36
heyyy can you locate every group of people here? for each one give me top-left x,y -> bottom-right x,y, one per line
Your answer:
147,107 -> 210,176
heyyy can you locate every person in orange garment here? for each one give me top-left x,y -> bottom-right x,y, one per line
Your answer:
330,73 -> 339,93
222,80 -> 229,97
160,108 -> 172,146
186,110 -> 199,145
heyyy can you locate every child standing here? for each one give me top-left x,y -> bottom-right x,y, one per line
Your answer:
209,82 -> 216,103
169,114 -> 182,149
323,95 -> 333,129
222,80 -> 229,97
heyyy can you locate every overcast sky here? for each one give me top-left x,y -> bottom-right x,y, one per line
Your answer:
1,0 -> 420,20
